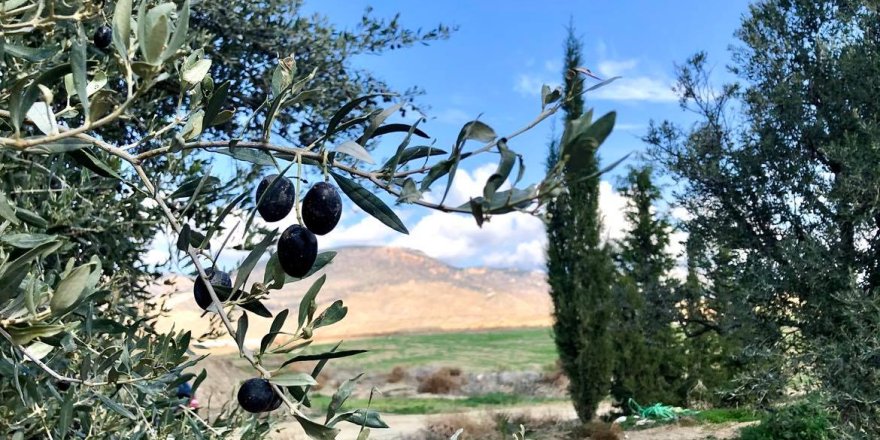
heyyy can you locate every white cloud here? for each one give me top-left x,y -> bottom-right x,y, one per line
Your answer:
484,239 -> 546,269
599,180 -> 629,242
320,211 -> 398,249
597,59 -> 638,77
434,108 -> 471,126
516,56 -> 677,103
393,208 -> 546,268
544,59 -> 562,73
514,73 -> 558,97
615,123 -> 645,132
591,76 -> 677,103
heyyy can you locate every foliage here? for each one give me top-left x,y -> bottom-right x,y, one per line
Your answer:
610,165 -> 687,411
0,1 -> 614,438
646,0 -> 880,435
677,237 -> 748,406
695,407 -> 763,425
739,398 -> 835,440
545,23 -> 618,422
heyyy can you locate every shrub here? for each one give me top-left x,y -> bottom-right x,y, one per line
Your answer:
418,367 -> 466,394
739,398 -> 835,440
570,421 -> 622,440
388,365 -> 409,383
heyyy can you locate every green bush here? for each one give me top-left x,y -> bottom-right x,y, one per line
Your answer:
739,399 -> 834,440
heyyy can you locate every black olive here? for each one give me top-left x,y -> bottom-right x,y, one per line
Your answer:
193,268 -> 232,310
237,378 -> 282,413
255,174 -> 296,222
277,224 -> 317,278
302,182 -> 342,235
93,25 -> 112,49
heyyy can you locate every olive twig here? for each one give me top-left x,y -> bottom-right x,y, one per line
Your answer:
295,152 -> 304,225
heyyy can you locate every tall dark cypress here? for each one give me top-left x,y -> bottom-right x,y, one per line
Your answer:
546,22 -> 615,422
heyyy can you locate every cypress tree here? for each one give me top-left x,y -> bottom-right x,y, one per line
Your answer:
611,166 -> 686,410
546,22 -> 615,422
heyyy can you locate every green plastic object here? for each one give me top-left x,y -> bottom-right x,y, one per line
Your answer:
627,398 -> 700,421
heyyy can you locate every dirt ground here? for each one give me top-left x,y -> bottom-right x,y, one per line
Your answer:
268,402 -> 756,440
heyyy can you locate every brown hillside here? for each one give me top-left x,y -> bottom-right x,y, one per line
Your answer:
151,247 -> 552,351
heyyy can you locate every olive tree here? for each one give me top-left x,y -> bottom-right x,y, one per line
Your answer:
648,1 -> 880,434
0,1 -> 616,438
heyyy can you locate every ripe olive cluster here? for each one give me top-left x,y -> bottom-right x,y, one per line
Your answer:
192,175 -> 342,413
259,175 -> 343,277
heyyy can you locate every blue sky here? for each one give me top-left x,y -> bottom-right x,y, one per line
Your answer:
150,2 -> 753,272
294,1 -> 752,271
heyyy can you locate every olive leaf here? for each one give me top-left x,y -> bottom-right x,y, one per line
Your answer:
441,120 -> 497,204
333,409 -> 390,429
270,372 -> 318,387
371,123 -> 430,139
0,234 -> 57,249
232,233 -> 275,294
25,102 -> 58,135
6,325 -> 66,345
380,118 -> 426,178
70,23 -> 90,122
68,149 -> 122,180
562,111 -> 616,175
334,140 -> 375,164
358,102 -> 403,145
235,313 -> 248,350
325,94 -> 387,140
1,239 -> 63,277
112,0 -> 133,60
24,139 -> 90,155
239,300 -> 273,318
50,263 -> 94,315
182,59 -> 212,85
298,275 -> 326,329
94,392 -> 136,420
482,139 -> 516,203
180,110 -> 205,140
260,309 -> 289,355
279,349 -> 367,369
326,373 -> 364,423
0,192 -> 18,225
541,84 -> 561,109
331,172 -> 408,234
10,64 -> 72,134
140,3 -> 174,64
4,44 -> 58,62
396,178 -> 421,204
161,0 -> 190,61
584,76 -> 621,93
295,415 -> 340,440
203,81 -> 229,126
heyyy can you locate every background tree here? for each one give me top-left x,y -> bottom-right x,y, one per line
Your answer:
647,0 -> 880,434
676,237 -> 743,407
546,23 -> 617,422
610,165 -> 685,411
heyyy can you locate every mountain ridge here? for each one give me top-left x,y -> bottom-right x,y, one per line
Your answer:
152,246 -> 552,350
